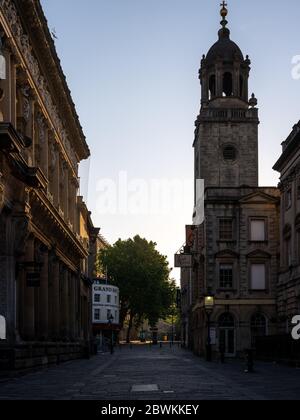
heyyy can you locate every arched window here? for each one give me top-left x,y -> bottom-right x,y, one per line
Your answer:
209,74 -> 216,99
251,313 -> 267,346
219,313 -> 235,328
0,315 -> 6,340
223,72 -> 233,97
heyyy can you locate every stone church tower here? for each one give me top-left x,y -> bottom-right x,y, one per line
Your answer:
188,3 -> 281,358
194,4 -> 259,189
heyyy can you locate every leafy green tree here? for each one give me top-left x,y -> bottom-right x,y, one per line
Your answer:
98,235 -> 174,342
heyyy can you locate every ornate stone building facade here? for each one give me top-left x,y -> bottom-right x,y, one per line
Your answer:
177,4 -> 280,358
0,0 -> 99,369
274,121 -> 300,335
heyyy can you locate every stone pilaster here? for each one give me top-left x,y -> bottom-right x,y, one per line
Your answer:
37,113 -> 49,178
69,273 -> 76,340
38,246 -> 49,340
23,236 -> 35,341
60,265 -> 69,340
48,252 -> 60,340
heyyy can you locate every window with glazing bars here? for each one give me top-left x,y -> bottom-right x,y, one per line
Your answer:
220,265 -> 233,289
219,219 -> 233,241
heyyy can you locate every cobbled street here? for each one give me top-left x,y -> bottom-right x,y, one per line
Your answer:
0,345 -> 300,400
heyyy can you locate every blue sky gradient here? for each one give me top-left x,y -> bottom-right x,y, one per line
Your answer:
41,0 -> 300,279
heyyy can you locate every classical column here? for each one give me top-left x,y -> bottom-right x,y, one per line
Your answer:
10,61 -> 17,127
50,140 -> 59,208
48,252 -> 60,341
74,273 -> 80,339
200,66 -> 208,104
64,165 -> 69,221
23,236 -> 35,340
37,113 -> 49,178
233,64 -> 240,97
59,156 -> 65,217
69,178 -> 77,231
38,246 -> 49,340
61,266 -> 69,340
69,273 -> 76,340
215,61 -> 223,97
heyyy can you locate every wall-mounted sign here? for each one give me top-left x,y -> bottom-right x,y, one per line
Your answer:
174,254 -> 192,268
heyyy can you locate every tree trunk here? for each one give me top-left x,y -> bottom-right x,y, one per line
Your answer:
126,312 -> 134,344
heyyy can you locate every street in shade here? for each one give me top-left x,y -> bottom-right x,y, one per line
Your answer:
0,0 -> 300,403
1,344 -> 300,400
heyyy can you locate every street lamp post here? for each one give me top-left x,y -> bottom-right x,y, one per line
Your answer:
204,295 -> 215,362
108,314 -> 114,355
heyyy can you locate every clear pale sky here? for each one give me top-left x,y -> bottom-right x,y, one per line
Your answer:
41,0 -> 300,281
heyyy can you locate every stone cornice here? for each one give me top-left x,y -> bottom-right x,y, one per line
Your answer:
0,0 -> 90,165
273,122 -> 300,172
30,189 -> 89,262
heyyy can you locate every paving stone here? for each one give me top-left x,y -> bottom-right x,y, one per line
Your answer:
0,346 -> 300,400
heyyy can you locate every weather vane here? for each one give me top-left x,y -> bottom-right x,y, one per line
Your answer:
220,1 -> 228,28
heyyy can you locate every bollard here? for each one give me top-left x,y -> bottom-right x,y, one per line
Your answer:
244,349 -> 254,373
160,342 -> 162,349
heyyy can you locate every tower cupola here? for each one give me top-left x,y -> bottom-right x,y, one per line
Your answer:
199,2 -> 252,106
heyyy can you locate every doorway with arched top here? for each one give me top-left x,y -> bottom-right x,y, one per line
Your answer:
218,313 -> 236,357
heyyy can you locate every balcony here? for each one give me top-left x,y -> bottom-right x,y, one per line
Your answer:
197,107 -> 258,123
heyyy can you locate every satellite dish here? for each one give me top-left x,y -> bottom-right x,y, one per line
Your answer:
0,54 -> 6,80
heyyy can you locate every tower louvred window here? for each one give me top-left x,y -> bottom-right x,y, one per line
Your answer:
223,145 -> 236,161
223,72 -> 233,96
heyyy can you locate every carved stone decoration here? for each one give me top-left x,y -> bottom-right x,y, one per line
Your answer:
0,0 -> 79,170
49,141 -> 57,172
21,86 -> 31,122
59,158 -> 65,186
23,96 -> 30,121
37,112 -> 46,145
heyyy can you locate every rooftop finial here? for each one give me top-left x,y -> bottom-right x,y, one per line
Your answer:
220,1 -> 228,28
